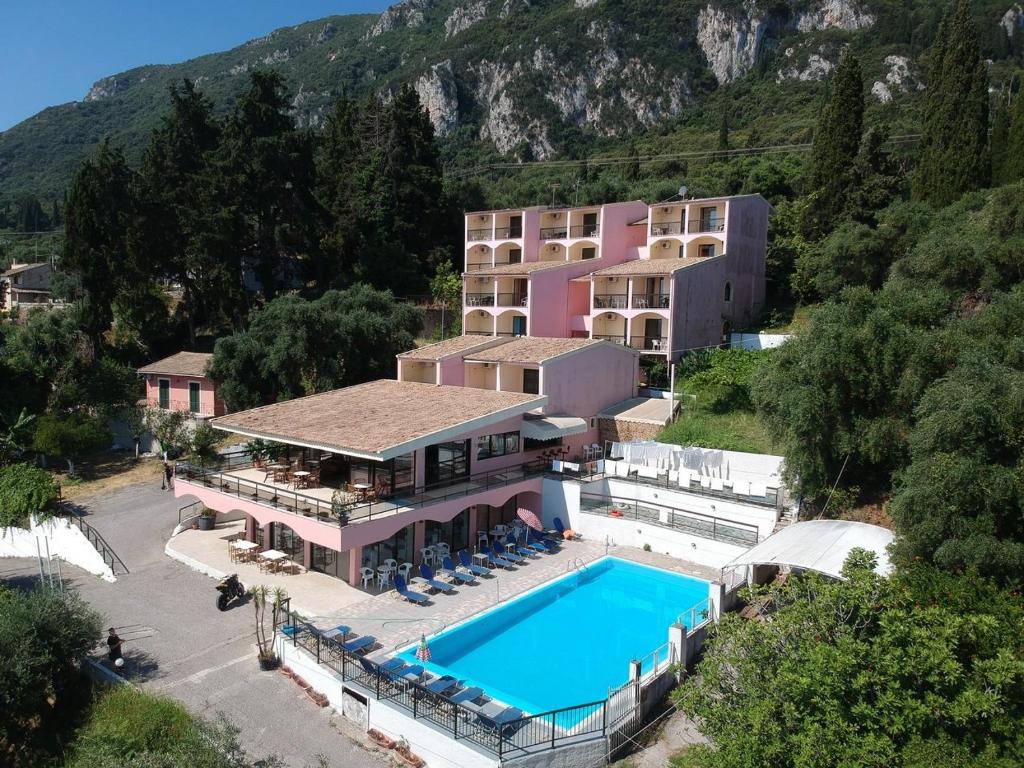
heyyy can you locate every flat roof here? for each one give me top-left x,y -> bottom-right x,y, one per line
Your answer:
590,257 -> 713,277
398,335 -> 506,361
138,351 -> 213,378
465,337 -> 626,365
210,380 -> 547,460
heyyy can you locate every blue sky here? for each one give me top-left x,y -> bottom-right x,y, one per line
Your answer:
0,1 -> 392,131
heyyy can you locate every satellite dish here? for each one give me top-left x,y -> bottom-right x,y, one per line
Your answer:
678,185 -> 688,199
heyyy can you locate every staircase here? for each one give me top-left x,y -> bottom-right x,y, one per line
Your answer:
771,505 -> 799,536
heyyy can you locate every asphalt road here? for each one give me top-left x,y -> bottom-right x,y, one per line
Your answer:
2,481 -> 384,768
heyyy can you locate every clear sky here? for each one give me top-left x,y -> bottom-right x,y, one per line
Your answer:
0,1 -> 392,132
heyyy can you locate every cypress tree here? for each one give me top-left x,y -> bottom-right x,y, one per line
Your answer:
912,0 -> 990,206
1004,91 -> 1024,183
802,51 -> 864,236
990,91 -> 1011,184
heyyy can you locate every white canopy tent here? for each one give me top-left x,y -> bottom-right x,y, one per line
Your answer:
520,415 -> 588,441
722,520 -> 894,580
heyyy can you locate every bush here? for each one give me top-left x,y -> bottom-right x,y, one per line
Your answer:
31,412 -> 111,476
0,463 -> 59,528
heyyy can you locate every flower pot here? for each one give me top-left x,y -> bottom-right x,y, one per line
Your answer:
394,746 -> 424,768
197,515 -> 216,531
258,654 -> 280,671
367,729 -> 396,749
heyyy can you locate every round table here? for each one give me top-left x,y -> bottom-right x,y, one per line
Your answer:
292,470 -> 310,488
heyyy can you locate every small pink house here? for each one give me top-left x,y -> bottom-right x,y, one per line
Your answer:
138,352 -> 225,419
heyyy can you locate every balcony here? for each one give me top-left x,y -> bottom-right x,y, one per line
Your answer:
593,294 -> 628,310
466,228 -> 491,242
650,221 -> 683,236
465,261 -> 492,272
629,336 -> 669,352
144,397 -> 208,417
539,226 -> 568,240
569,225 -> 600,238
497,293 -> 528,307
688,219 -> 725,234
465,292 -> 495,307
494,226 -> 522,239
631,293 -> 670,309
592,334 -> 627,345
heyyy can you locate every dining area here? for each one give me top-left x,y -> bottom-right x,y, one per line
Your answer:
229,538 -> 303,575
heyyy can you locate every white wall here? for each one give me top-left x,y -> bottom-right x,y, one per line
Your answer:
730,332 -> 791,350
0,516 -> 115,582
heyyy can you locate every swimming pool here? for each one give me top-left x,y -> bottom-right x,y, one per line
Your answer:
397,557 -> 708,718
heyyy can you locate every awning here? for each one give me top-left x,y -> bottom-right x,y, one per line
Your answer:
520,416 -> 588,441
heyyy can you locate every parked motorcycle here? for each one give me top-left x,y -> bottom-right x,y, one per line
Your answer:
215,574 -> 245,611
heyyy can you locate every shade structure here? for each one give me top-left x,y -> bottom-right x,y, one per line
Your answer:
517,507 -> 543,532
415,634 -> 431,663
519,415 -> 588,441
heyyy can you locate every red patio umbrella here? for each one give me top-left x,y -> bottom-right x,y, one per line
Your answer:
517,507 -> 543,532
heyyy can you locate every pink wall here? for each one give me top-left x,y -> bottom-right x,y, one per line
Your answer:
539,344 -> 637,417
144,374 -> 224,417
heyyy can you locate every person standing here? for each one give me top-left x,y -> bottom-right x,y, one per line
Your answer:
106,627 -> 123,665
163,461 -> 174,491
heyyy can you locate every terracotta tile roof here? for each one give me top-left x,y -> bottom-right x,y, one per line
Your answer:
467,260 -> 578,277
397,336 -> 506,360
465,336 -> 614,364
137,351 -> 213,378
589,257 -> 710,276
210,380 -> 546,459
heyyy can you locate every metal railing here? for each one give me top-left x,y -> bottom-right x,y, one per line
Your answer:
569,225 -> 600,238
175,460 -> 547,529
143,397 -> 210,416
494,226 -> 521,239
465,292 -> 495,306
539,226 -> 568,240
628,336 -> 669,352
592,334 -> 627,345
687,219 -> 725,233
282,618 -> 608,759
465,261 -> 492,272
58,504 -> 129,575
578,492 -> 760,547
467,228 -> 492,241
593,294 -> 628,309
631,294 -> 670,309
497,293 -> 528,307
649,222 -> 683,236
178,500 -> 203,526
637,641 -> 676,679
585,461 -> 783,509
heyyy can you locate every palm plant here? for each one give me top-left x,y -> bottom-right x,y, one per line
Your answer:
248,584 -> 288,669
0,408 -> 36,466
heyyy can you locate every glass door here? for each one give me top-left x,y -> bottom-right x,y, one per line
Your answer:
511,315 -> 527,336
425,440 -> 470,488
509,215 -> 522,238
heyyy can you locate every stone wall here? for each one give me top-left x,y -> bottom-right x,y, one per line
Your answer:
598,418 -> 662,445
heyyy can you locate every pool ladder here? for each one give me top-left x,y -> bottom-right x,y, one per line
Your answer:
567,557 -> 589,573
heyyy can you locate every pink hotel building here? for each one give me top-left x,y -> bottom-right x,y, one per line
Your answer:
172,195 -> 771,589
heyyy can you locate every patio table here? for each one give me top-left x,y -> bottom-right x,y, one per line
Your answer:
377,565 -> 395,589
260,549 -> 288,573
292,470 -> 310,489
232,540 -> 258,551
472,552 -> 489,568
353,482 -> 372,501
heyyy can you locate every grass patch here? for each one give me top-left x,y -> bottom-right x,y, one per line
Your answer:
658,408 -> 777,454
55,451 -> 163,502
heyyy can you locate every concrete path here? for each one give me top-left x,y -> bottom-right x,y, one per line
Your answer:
2,481 -> 384,768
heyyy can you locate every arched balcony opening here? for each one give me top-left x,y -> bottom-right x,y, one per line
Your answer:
685,235 -> 724,260
567,240 -> 599,262
629,312 -> 668,353
495,310 -> 528,337
649,237 -> 684,260
464,309 -> 494,336
592,311 -> 628,345
538,242 -> 566,263
466,243 -> 493,272
494,241 -> 523,267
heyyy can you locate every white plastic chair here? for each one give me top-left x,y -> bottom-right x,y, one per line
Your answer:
384,558 -> 398,570
420,546 -> 436,566
435,542 -> 450,559
398,562 -> 413,581
360,567 -> 374,590
710,477 -> 724,492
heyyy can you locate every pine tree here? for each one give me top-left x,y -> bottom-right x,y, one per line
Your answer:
801,51 -> 864,236
912,0 -> 990,206
315,92 -> 363,289
990,91 -> 1011,184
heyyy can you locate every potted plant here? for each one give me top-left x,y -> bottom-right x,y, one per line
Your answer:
367,729 -> 396,749
393,739 -> 425,768
197,507 -> 217,530
249,585 -> 288,670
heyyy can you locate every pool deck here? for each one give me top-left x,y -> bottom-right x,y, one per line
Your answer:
309,542 -> 720,657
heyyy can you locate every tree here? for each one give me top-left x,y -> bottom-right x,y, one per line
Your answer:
0,408 -> 35,466
1002,90 -> 1024,183
801,51 -> 864,236
676,555 -> 1024,768
0,464 -> 59,528
430,260 -> 463,339
0,585 -> 102,758
144,408 -> 189,459
210,285 -> 422,410
913,0 -> 990,206
188,422 -> 220,468
120,405 -> 146,459
991,90 -> 1012,184
31,413 -> 111,476
717,109 -> 730,152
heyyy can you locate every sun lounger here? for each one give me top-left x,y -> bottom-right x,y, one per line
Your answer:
448,686 -> 484,705
423,674 -> 459,695
379,658 -> 406,673
441,556 -> 475,583
417,564 -> 456,593
341,635 -> 376,654
485,543 -> 522,565
322,624 -> 352,640
397,663 -> 424,681
503,535 -> 537,558
481,545 -> 515,569
394,574 -> 430,605
458,549 -> 492,576
462,699 -> 525,735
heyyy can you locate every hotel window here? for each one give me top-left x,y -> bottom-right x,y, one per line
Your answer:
425,439 -> 470,486
476,430 -> 520,460
508,248 -> 522,264
522,368 -> 539,394
581,247 -> 596,260
698,243 -> 715,259
188,382 -> 201,413
158,379 -> 170,409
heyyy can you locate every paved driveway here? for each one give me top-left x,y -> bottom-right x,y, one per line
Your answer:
1,482 -> 384,768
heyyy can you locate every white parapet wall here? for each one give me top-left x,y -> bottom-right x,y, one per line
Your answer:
0,515 -> 115,582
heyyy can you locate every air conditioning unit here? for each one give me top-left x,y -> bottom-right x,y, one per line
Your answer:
606,313 -> 614,320
662,207 -> 671,213
553,212 -> 561,218
661,241 -> 671,249
478,311 -> 486,317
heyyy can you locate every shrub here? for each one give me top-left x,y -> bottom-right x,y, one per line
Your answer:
0,463 -> 59,528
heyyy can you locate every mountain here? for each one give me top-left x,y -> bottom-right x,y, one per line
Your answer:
1,0 -> 1022,200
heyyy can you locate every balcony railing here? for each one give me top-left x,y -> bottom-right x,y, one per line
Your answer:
494,226 -> 522,239
144,397 -> 209,416
497,293 -> 528,307
631,293 -> 670,309
465,261 -> 491,272
569,225 -> 600,238
465,293 -> 495,306
650,221 -> 683,236
687,219 -> 725,233
539,226 -> 568,240
466,228 -> 491,241
593,294 -> 628,310
464,330 -> 494,336
629,336 -> 669,352
592,334 -> 627,345
495,331 -> 527,336
174,460 -> 548,528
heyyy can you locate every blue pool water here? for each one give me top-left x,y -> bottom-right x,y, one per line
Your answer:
397,557 -> 708,717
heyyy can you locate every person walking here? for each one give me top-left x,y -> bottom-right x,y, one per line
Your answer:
107,627 -> 124,667
163,461 -> 174,491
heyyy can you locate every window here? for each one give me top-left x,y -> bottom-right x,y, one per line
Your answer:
508,248 -> 522,264
698,244 -> 715,259
524,436 -> 562,452
425,440 -> 470,487
158,379 -> 170,409
581,247 -> 596,260
188,382 -> 201,413
476,430 -> 520,460
522,368 -> 539,394
724,282 -> 732,302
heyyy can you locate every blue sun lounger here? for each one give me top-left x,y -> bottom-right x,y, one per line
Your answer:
418,564 -> 455,593
423,674 -> 459,695
490,542 -> 524,564
462,698 -> 525,736
440,556 -> 475,584
458,549 -> 492,577
394,574 -> 430,605
448,686 -> 484,705
502,535 -> 537,558
481,545 -> 515,569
